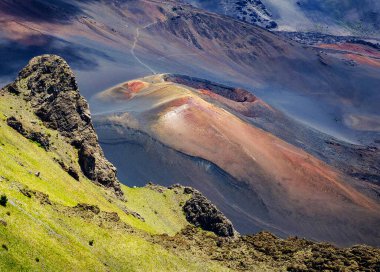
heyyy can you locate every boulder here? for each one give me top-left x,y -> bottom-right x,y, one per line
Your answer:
183,188 -> 236,237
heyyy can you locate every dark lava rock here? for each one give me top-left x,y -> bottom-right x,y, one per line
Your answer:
75,203 -> 101,215
35,191 -> 52,205
54,158 -> 80,181
67,167 -> 80,181
10,55 -> 122,197
103,211 -> 120,223
5,83 -> 20,95
122,207 -> 145,222
19,187 -> 33,198
28,132 -> 50,150
17,185 -> 52,205
164,74 -> 257,103
7,116 -> 27,136
183,188 -> 236,237
183,186 -> 196,195
7,116 -> 50,150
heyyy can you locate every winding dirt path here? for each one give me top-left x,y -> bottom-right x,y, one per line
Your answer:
130,23 -> 157,75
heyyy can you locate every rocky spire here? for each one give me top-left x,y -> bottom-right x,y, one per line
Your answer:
7,55 -> 123,197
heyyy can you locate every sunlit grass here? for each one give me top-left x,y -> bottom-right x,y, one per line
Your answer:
0,91 -> 228,271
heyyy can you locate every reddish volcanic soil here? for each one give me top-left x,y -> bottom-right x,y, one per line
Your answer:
343,53 -> 380,68
123,81 -> 146,93
319,43 -> 380,58
319,43 -> 380,68
96,80 -> 149,102
154,89 -> 376,212
95,74 -> 380,246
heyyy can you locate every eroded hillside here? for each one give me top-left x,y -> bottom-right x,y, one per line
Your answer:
0,55 -> 379,271
94,73 -> 380,246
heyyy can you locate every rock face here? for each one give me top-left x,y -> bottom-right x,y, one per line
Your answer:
183,187 -> 236,237
8,55 -> 123,197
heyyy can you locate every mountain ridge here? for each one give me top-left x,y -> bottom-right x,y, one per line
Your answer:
0,54 -> 379,271
1,0 -> 379,149
184,0 -> 380,37
94,73 -> 380,246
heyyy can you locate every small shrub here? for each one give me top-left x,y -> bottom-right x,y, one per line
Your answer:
0,195 -> 8,207
35,257 -> 40,262
6,211 -> 10,216
2,244 -> 8,251
89,240 -> 94,246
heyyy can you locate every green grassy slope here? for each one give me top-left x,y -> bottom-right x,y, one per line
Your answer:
0,90 -> 230,271
1,60 -> 379,272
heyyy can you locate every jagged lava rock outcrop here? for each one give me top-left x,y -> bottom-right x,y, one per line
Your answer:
5,55 -> 123,196
182,186 -> 236,237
